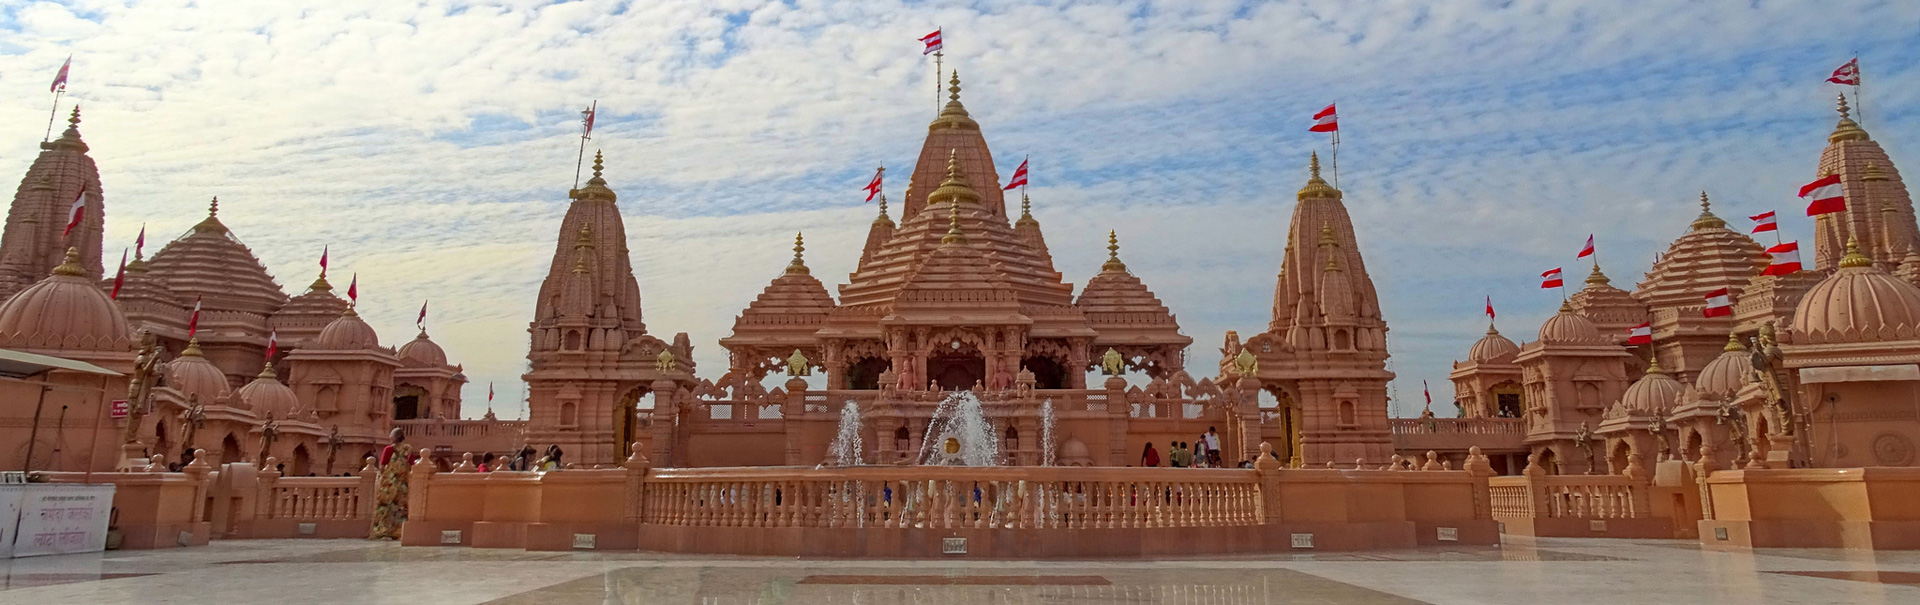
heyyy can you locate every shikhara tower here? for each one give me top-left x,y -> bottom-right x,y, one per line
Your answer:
0,108 -> 105,299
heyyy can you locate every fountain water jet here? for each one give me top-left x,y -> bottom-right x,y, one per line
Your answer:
917,391 -> 999,466
822,400 -> 864,467
1040,398 -> 1057,466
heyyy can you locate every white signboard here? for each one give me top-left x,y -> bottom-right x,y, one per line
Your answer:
0,485 -> 26,558
11,484 -> 114,557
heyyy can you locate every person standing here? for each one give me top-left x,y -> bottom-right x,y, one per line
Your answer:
370,428 -> 412,540
1140,442 -> 1161,467
1170,442 -> 1191,468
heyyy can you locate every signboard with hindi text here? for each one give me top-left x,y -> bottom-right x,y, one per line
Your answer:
0,486 -> 24,558
110,399 -> 129,419
10,484 -> 114,557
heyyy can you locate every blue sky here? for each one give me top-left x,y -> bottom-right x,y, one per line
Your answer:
1,0 -> 1917,418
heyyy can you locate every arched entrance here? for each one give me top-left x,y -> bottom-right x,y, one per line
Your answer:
614,386 -> 652,460
1490,381 -> 1523,417
929,347 -> 985,390
392,384 -> 428,420
1538,447 -> 1559,475
1608,440 -> 1631,475
221,434 -> 243,465
291,444 -> 312,476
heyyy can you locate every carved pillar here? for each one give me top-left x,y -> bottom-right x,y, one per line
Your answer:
1068,338 -> 1092,389
785,377 -> 808,465
1105,375 -> 1128,466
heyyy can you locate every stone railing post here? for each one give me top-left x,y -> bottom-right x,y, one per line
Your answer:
257,456 -> 282,520
1622,453 -> 1653,518
785,377 -> 809,465
624,441 -> 651,524
1104,376 -> 1127,466
358,457 -> 379,520
408,455 -> 437,522
1463,446 -> 1495,520
183,449 -> 212,524
1254,442 -> 1284,525
1521,452 -> 1549,518
1692,445 -> 1719,521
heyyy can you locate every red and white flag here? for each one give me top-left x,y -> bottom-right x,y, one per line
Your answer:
488,382 -> 495,403
1540,267 -> 1564,289
417,300 -> 428,330
1423,380 -> 1432,405
1703,287 -> 1733,318
1309,103 -> 1338,133
187,297 -> 203,338
920,29 -> 943,55
265,330 -> 278,360
62,190 -> 86,236
1627,322 -> 1652,345
50,55 -> 70,93
862,166 -> 883,202
319,245 -> 329,273
582,102 -> 597,138
1800,174 -> 1846,216
1484,296 -> 1495,321
1750,211 -> 1778,234
1003,156 -> 1028,190
1576,235 -> 1595,259
134,225 -> 146,257
1828,58 -> 1860,85
1762,241 -> 1803,276
347,273 -> 358,304
109,250 -> 126,300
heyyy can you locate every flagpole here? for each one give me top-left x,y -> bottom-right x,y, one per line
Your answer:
1330,112 -> 1340,190
43,88 -> 64,143
1854,57 -> 1865,126
934,50 -> 944,116
573,100 -> 595,190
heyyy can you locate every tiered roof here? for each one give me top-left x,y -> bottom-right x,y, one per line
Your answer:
1632,193 -> 1765,310
1568,264 -> 1648,344
1075,231 -> 1190,348
143,198 -> 290,315
720,233 -> 836,349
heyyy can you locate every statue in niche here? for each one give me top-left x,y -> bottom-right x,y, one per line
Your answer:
1100,348 -> 1125,376
1574,421 -> 1596,475
786,349 -> 811,377
123,331 -> 166,445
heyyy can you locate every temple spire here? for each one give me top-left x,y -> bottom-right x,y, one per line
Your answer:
786,232 -> 809,274
52,247 -> 82,277
1102,230 -> 1126,272
1690,190 -> 1725,230
941,197 -> 966,245
1831,93 -> 1870,143
1016,192 -> 1038,227
1298,152 -> 1339,200
192,197 -> 227,234
1840,235 -> 1873,268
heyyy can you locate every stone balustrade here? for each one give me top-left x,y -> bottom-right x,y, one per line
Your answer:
1487,455 -> 1698,539
33,451 -> 215,549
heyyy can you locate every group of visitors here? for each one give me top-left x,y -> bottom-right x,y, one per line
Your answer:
1138,427 -> 1227,468
368,428 -> 576,540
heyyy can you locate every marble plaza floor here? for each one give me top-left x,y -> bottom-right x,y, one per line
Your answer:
0,537 -> 1914,604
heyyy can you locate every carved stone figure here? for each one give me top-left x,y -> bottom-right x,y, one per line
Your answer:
786,349 -> 811,377
657,348 -> 676,372
257,414 -> 281,464
121,330 -> 166,444
1748,323 -> 1792,436
1232,349 -> 1258,377
1574,421 -> 1596,474
1100,347 -> 1125,376
178,395 -> 207,460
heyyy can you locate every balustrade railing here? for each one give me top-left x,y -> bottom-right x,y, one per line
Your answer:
1487,474 -> 1647,520
395,419 -> 528,438
642,467 -> 1262,530
1389,418 -> 1525,436
265,477 -> 368,521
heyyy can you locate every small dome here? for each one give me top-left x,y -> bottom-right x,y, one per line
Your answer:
398,330 -> 447,366
167,340 -> 231,403
0,248 -> 132,353
1621,359 -> 1683,413
236,364 -> 299,418
315,308 -> 380,350
1061,436 -> 1090,462
1468,325 -> 1520,362
1791,239 -> 1920,344
1694,334 -> 1753,398
1538,302 -> 1603,344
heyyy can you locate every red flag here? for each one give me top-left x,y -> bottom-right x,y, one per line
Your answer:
1423,380 -> 1432,405
583,102 -> 597,138
319,245 -> 329,273
488,382 -> 495,403
50,55 -> 70,93
1750,211 -> 1778,234
1828,58 -> 1860,85
134,225 -> 146,257
862,166 -> 884,202
1800,174 -> 1845,216
1309,103 -> 1338,132
62,190 -> 85,236
1576,235 -> 1595,259
1626,322 -> 1652,345
1540,267 -> 1564,289
1703,287 -> 1733,318
187,296 -> 203,338
347,273 -> 358,304
1484,296 -> 1495,321
1762,241 -> 1803,276
417,300 -> 428,330
920,29 -> 943,55
265,330 -> 278,360
109,250 -> 126,300
1003,156 -> 1028,190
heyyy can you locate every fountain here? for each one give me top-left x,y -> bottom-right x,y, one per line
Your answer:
821,400 -> 864,467
917,391 -> 999,466
1040,398 -> 1057,466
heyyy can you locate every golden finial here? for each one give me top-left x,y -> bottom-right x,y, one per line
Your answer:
1840,235 -> 1874,268
1831,93 -> 1870,142
1585,263 -> 1611,286
1690,190 -> 1726,230
52,247 -> 84,276
1102,230 -> 1126,272
786,232 -> 809,274
183,337 -> 204,357
308,271 -> 332,292
1559,300 -> 1574,313
1018,192 -> 1035,221
948,70 -> 961,104
941,150 -> 967,187
932,70 -> 976,127
929,149 -> 979,205
1325,252 -> 1342,271
1723,332 -> 1747,352
258,363 -> 277,379
1646,355 -> 1664,375
587,150 -> 606,186
192,197 -> 226,234
941,199 -> 966,245
1297,152 -> 1339,200
1318,222 -> 1336,246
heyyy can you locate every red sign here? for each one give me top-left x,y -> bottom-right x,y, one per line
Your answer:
109,400 -> 129,419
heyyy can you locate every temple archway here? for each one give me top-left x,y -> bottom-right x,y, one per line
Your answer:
1609,440 -> 1631,475
846,357 -> 890,390
614,386 -> 651,460
1538,447 -> 1559,475
221,434 -> 243,465
392,384 -> 428,420
930,349 -> 985,390
1021,356 -> 1068,389
1490,381 -> 1523,417
291,444 -> 312,476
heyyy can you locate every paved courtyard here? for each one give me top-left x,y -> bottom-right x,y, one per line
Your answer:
0,538 -> 1914,604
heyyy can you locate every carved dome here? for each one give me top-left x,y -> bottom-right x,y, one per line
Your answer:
1467,325 -> 1520,362
1621,359 -> 1683,413
167,340 -> 230,403
1538,302 -> 1603,344
398,330 -> 447,366
0,248 -> 131,353
1791,239 -> 1920,344
315,308 -> 380,350
1694,334 -> 1753,398
236,364 -> 298,418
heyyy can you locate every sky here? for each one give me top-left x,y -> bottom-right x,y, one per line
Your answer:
1,0 -> 1917,419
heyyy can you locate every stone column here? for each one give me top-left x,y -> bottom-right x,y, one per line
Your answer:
1105,376 -> 1128,466
785,377 -> 808,465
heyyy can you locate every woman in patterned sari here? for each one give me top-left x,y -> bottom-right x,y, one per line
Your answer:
370,428 -> 412,539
